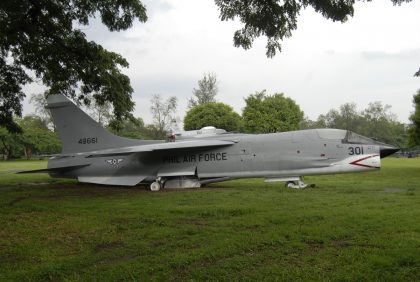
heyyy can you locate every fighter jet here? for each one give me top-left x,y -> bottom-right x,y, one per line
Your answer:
20,94 -> 399,190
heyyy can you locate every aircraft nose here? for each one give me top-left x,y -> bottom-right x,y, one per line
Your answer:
379,145 -> 399,159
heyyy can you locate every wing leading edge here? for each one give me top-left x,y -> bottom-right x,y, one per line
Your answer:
84,139 -> 236,158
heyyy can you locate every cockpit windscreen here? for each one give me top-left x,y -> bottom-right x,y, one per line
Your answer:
343,131 -> 376,144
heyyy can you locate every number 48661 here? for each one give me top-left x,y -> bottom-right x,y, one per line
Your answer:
78,137 -> 98,144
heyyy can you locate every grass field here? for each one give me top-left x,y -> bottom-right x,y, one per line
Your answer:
0,158 -> 419,281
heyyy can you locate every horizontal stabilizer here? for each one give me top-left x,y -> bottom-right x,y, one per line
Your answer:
86,139 -> 236,158
17,164 -> 90,174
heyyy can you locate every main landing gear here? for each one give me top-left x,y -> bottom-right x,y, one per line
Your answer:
150,177 -> 162,191
149,177 -> 202,191
150,181 -> 161,191
285,177 -> 316,189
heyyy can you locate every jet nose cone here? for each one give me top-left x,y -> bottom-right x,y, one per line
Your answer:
380,146 -> 399,159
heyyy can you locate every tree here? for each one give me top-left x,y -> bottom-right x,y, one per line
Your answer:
30,93 -> 53,128
16,115 -> 61,159
16,116 -> 61,159
361,102 -> 406,147
0,115 -> 61,160
0,127 -> 17,160
408,90 -> 420,147
319,103 -> 364,133
215,0 -> 412,58
242,90 -> 304,133
299,117 -> 327,129
311,102 -> 406,147
150,94 -> 177,139
188,72 -> 218,108
86,98 -> 113,126
184,102 -> 242,132
108,117 -> 154,140
0,0 -> 147,133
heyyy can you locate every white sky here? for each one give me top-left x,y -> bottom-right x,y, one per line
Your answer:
23,0 -> 420,125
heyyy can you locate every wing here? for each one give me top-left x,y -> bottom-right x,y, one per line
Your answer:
16,164 -> 90,174
84,139 -> 236,158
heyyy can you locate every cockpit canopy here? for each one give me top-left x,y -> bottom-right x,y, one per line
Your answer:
344,131 -> 377,144
316,129 -> 377,144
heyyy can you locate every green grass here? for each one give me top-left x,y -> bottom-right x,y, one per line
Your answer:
0,158 -> 419,281
0,159 -> 73,186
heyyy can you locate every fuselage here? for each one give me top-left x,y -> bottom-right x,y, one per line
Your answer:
39,94 -> 398,189
48,128 -> 385,186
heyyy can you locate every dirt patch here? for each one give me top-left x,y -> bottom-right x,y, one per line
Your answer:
151,239 -> 168,248
331,240 -> 380,249
331,239 -> 350,248
8,196 -> 26,206
110,218 -> 135,225
383,188 -> 404,193
97,254 -> 137,266
179,219 -> 208,226
94,241 -> 125,252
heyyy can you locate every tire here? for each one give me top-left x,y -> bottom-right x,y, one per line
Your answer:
286,182 -> 295,188
150,181 -> 161,191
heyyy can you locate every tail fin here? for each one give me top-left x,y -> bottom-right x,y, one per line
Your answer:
46,94 -> 142,154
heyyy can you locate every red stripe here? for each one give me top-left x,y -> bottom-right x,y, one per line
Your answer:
349,155 -> 380,169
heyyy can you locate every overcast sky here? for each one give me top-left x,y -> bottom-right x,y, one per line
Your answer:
23,0 -> 420,125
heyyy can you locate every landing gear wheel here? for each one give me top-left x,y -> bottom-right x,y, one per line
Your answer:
150,181 -> 161,191
285,178 -> 309,189
286,182 -> 295,188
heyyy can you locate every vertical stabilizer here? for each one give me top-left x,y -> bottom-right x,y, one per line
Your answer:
46,94 -> 144,154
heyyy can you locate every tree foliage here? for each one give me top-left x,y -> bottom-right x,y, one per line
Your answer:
299,117 -> 327,129
0,115 -> 61,160
243,90 -> 304,133
0,0 -> 147,132
0,127 -> 17,160
86,98 -> 113,126
108,117 -> 155,140
360,102 -> 406,147
408,90 -> 420,147
30,93 -> 53,128
317,103 -> 364,132
184,102 -> 242,132
188,72 -> 218,108
303,102 -> 407,147
215,0 -> 412,58
150,94 -> 177,139
17,116 -> 61,159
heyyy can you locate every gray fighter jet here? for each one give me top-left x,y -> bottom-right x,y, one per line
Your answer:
21,94 -> 399,190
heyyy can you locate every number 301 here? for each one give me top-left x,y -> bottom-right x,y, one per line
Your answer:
348,146 -> 363,155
